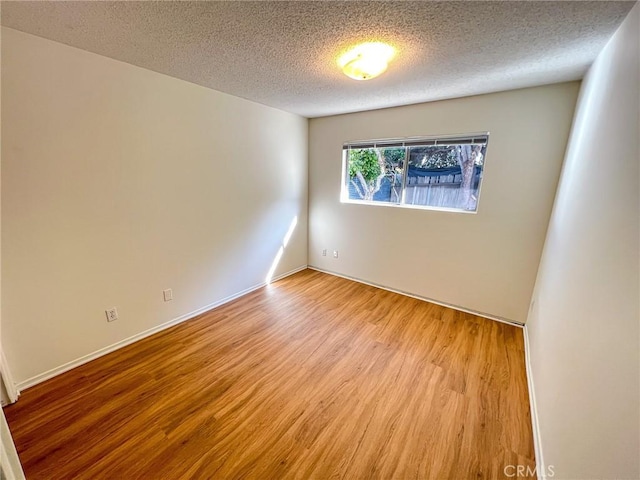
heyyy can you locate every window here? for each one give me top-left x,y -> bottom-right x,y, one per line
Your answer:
342,133 -> 489,212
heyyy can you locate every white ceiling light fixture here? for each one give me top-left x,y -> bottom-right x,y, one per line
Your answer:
338,42 -> 396,81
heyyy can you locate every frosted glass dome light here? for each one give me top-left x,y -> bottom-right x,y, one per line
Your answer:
338,42 -> 396,80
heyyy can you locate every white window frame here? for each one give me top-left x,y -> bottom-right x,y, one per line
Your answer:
340,132 -> 490,214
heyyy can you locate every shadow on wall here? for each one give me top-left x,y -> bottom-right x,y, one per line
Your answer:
266,216 -> 298,283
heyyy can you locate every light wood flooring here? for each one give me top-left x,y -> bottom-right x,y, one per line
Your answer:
4,269 -> 535,479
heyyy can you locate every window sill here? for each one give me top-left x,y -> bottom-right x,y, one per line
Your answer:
340,198 -> 479,214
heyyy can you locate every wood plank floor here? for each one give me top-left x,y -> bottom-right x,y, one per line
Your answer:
4,269 -> 535,479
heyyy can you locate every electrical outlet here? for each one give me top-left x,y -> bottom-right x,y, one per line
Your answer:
163,288 -> 173,302
322,249 -> 327,256
333,250 -> 339,258
105,307 -> 118,322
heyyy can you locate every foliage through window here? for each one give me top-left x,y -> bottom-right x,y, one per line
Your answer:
342,134 -> 489,212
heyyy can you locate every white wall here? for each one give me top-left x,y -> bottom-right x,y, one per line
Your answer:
526,4 -> 639,479
309,83 -> 579,324
1,28 -> 308,386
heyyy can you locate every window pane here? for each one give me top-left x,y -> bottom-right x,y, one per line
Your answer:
403,144 -> 486,211
346,147 -> 405,203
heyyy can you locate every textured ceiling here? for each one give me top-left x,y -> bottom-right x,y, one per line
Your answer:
1,1 -> 635,117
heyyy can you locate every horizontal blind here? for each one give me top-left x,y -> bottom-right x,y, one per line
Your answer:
343,133 -> 489,150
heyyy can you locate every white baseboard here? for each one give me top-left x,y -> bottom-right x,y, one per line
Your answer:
523,324 -> 545,480
15,265 -> 308,392
308,266 -> 524,328
1,350 -> 19,404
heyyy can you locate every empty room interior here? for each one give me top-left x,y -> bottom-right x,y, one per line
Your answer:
0,2 -> 638,479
